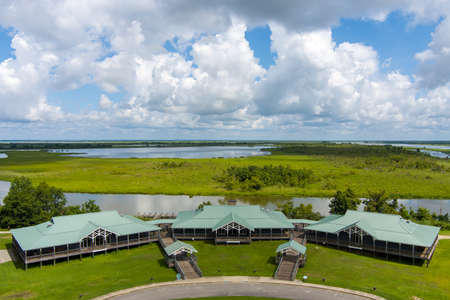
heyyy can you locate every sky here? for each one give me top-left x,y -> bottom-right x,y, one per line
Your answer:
0,1 -> 449,140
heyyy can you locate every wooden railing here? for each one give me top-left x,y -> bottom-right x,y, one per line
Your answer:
308,237 -> 429,259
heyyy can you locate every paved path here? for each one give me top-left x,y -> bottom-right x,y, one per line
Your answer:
96,277 -> 383,300
0,231 -> 10,234
0,250 -> 11,264
438,235 -> 450,240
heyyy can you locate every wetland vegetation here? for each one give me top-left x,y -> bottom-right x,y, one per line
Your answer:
0,143 -> 448,199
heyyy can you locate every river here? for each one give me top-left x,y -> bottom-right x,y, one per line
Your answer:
0,181 -> 447,216
49,146 -> 269,159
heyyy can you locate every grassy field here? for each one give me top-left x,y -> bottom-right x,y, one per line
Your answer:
0,234 -> 10,250
440,230 -> 450,235
0,240 -> 448,300
0,243 -> 175,300
0,150 -> 449,198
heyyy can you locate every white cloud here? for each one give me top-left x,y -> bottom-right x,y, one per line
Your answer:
0,0 -> 448,138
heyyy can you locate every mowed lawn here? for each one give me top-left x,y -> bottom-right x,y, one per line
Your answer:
0,234 -> 11,250
0,239 -> 448,300
0,151 -> 449,198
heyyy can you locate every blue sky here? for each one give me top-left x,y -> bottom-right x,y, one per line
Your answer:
0,11 -> 434,114
0,2 -> 449,140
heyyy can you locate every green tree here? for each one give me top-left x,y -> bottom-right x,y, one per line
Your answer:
197,201 -> 212,210
414,207 -> 432,221
0,177 -> 101,228
80,199 -> 101,213
329,188 -> 361,215
363,190 -> 398,214
277,202 -> 321,220
1,177 -> 66,228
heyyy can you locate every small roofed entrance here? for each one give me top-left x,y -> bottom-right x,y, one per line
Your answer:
274,240 -> 307,281
162,240 -> 202,279
213,213 -> 253,244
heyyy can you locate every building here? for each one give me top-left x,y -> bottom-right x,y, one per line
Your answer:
11,211 -> 161,269
170,205 -> 295,243
304,210 -> 440,264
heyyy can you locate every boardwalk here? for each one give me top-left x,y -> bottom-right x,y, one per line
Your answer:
158,232 -> 202,280
275,255 -> 299,280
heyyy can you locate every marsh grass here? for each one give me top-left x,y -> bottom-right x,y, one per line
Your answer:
0,151 -> 449,198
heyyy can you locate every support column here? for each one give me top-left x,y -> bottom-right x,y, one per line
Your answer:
315,231 -> 317,243
412,245 -> 415,265
67,244 -> 69,263
40,248 -> 42,269
270,228 -> 272,240
325,232 -> 328,244
79,242 -> 82,260
399,243 -> 401,262
53,246 -> 56,265
127,234 -> 130,250
25,251 -> 28,271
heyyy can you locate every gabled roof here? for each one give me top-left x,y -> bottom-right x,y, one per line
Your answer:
305,210 -> 440,247
212,212 -> 255,231
163,240 -> 197,256
171,205 -> 294,230
146,219 -> 176,225
11,211 -> 160,251
289,219 -> 319,225
276,240 -> 307,255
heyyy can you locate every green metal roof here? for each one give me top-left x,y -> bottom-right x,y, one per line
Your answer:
289,219 -> 319,225
172,205 -> 294,230
146,219 -> 176,225
212,212 -> 255,231
11,211 -> 161,251
163,240 -> 197,256
305,210 -> 440,247
276,240 -> 307,255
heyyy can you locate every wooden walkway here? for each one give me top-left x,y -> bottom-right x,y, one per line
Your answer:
274,255 -> 299,281
158,232 -> 202,280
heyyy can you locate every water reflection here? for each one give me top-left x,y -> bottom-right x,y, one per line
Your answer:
0,153 -> 7,159
50,146 -> 269,159
0,181 -> 448,216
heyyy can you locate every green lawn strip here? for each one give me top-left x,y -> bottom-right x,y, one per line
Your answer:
192,240 -> 449,300
440,230 -> 450,235
0,151 -> 449,198
0,234 -> 11,250
177,297 -> 288,300
0,244 -> 175,300
0,240 -> 449,300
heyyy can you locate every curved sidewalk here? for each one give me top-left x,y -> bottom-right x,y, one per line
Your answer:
94,276 -> 384,300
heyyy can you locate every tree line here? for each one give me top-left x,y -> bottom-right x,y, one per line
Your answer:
0,177 -> 100,229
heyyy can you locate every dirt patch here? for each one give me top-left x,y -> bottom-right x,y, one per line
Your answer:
3,291 -> 33,299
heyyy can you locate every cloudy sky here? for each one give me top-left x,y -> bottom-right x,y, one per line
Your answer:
0,0 -> 449,140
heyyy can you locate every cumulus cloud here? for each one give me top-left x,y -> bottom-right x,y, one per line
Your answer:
0,0 -> 448,138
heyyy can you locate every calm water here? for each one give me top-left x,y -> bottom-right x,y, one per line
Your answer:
49,146 -> 269,159
0,153 -> 7,159
0,181 -> 447,216
352,142 -> 450,158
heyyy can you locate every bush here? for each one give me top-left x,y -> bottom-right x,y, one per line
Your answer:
216,165 -> 314,191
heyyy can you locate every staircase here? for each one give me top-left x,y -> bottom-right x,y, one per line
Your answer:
275,255 -> 299,281
176,258 -> 201,279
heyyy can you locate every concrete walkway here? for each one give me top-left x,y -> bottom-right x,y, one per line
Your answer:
0,231 -> 10,234
94,276 -> 384,300
0,250 -> 11,264
438,235 -> 450,240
